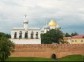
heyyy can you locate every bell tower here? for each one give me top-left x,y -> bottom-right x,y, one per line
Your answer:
23,15 -> 28,30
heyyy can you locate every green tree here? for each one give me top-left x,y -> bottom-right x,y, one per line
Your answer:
0,32 -> 11,38
71,32 -> 78,36
0,34 -> 14,61
41,29 -> 64,44
65,33 -> 71,37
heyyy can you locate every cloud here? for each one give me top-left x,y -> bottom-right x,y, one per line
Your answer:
0,0 -> 84,34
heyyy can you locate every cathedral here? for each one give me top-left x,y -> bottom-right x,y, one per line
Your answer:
10,16 -> 59,44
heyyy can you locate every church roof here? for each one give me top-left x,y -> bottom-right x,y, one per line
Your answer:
71,35 -> 84,39
48,19 -> 57,26
13,27 -> 24,30
12,27 -> 41,30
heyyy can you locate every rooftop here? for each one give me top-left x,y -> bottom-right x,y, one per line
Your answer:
71,35 -> 84,39
12,27 -> 41,30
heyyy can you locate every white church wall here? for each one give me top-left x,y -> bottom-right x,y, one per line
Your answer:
38,31 -> 41,39
10,39 -> 41,44
22,31 -> 25,39
28,31 -> 31,39
11,31 -> 14,39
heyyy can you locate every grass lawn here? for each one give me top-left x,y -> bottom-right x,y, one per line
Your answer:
6,57 -> 56,61
59,55 -> 84,61
6,55 -> 84,61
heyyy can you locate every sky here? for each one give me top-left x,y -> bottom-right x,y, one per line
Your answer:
0,0 -> 84,34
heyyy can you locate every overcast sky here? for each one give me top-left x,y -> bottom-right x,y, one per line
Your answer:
0,0 -> 84,34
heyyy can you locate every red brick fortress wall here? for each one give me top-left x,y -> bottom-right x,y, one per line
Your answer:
11,44 -> 84,58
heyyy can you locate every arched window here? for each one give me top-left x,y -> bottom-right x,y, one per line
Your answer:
14,32 -> 17,39
31,31 -> 34,39
25,31 -> 28,39
19,31 -> 22,39
36,32 -> 38,39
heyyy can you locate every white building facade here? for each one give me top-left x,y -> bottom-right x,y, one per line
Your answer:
10,16 -> 59,44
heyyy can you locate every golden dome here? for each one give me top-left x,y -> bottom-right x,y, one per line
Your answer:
48,19 -> 57,26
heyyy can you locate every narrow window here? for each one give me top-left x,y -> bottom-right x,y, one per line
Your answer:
14,32 -> 17,39
36,32 -> 38,39
19,31 -> 22,39
25,31 -> 28,38
31,31 -> 34,39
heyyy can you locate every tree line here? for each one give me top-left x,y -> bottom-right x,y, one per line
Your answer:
0,32 -> 11,38
65,32 -> 78,37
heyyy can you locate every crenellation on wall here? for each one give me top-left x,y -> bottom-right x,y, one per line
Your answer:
11,44 -> 84,58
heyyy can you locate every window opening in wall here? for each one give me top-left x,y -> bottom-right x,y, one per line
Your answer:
81,40 -> 83,42
25,31 -> 28,39
36,32 -> 38,39
31,31 -> 34,39
19,31 -> 22,39
72,40 -> 74,42
75,40 -> 77,42
51,54 -> 57,60
14,32 -> 17,39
